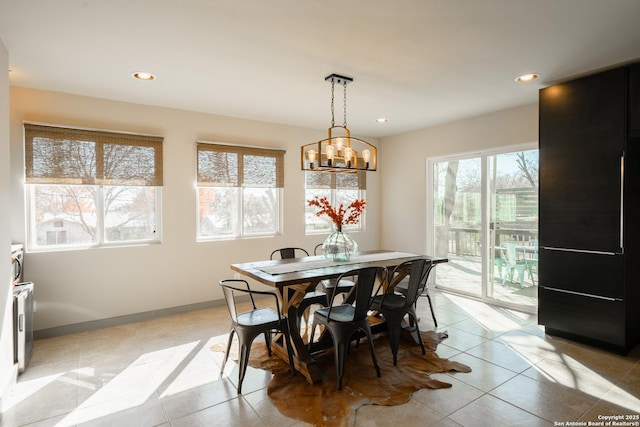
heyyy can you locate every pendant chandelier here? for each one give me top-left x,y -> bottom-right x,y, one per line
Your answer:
301,74 -> 377,172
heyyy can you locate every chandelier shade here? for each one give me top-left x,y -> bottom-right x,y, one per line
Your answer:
301,74 -> 377,173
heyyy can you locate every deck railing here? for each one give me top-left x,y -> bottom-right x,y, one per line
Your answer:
443,226 -> 538,256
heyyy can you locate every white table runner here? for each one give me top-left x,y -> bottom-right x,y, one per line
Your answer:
258,251 -> 419,275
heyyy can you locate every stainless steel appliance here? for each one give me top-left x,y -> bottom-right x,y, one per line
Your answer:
10,244 -> 24,286
13,282 -> 34,373
11,244 -> 33,373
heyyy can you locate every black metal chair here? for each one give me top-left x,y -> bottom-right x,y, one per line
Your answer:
219,279 -> 295,394
370,258 -> 433,365
314,243 -> 355,303
309,266 -> 385,390
270,247 -> 327,331
270,247 -> 309,260
394,259 -> 437,327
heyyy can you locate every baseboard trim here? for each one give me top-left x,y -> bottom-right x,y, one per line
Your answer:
34,299 -> 227,340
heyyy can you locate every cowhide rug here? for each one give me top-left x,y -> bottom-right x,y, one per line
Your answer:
213,330 -> 471,427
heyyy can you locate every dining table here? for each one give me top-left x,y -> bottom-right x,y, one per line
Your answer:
230,249 -> 448,384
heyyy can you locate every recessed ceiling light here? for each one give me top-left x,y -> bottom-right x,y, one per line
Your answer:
376,118 -> 388,123
132,71 -> 155,81
515,73 -> 540,83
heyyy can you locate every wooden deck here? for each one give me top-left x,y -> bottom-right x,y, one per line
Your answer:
433,254 -> 537,311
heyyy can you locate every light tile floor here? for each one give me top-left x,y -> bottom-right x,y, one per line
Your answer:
2,291 -> 640,426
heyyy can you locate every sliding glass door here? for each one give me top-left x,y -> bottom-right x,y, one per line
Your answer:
432,157 -> 483,296
429,145 -> 538,311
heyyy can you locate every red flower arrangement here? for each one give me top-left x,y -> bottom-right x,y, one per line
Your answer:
307,196 -> 366,232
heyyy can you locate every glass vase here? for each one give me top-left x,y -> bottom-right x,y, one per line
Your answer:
322,230 -> 358,262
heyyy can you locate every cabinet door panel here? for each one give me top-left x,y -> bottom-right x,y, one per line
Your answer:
539,249 -> 624,298
539,287 -> 625,349
629,64 -> 640,136
539,68 -> 626,252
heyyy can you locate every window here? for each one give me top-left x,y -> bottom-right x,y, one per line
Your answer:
24,124 -> 163,251
196,142 -> 285,239
305,171 -> 366,233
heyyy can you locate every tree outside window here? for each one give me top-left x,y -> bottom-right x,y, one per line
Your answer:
304,171 -> 366,234
24,124 -> 163,251
196,142 -> 284,239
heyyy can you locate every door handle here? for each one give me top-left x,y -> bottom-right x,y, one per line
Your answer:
620,153 -> 624,251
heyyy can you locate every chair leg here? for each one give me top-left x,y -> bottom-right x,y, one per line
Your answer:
327,326 -> 360,390
383,312 -> 403,366
280,323 -> 296,378
516,266 -> 525,288
407,304 -> 417,328
408,310 -> 426,355
220,329 -> 235,376
237,341 -> 252,394
361,326 -> 381,377
426,294 -> 438,327
335,339 -> 349,390
264,331 -> 272,356
494,259 -> 504,281
526,264 -> 536,285
383,308 -> 426,365
308,323 -> 318,349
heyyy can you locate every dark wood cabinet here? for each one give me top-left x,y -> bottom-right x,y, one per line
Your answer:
629,63 -> 640,136
539,249 -> 624,298
539,287 -> 625,348
538,64 -> 640,353
539,68 -> 625,253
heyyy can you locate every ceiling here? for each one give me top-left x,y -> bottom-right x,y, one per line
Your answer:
2,0 -> 640,138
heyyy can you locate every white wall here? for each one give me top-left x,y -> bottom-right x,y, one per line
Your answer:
8,87 -> 381,331
379,103 -> 539,254
1,38 -> 18,410
6,84 -> 539,336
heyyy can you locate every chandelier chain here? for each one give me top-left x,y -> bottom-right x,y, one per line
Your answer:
330,80 -> 335,127
343,81 -> 348,128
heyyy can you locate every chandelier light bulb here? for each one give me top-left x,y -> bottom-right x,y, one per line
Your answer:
307,149 -> 317,169
326,144 -> 335,166
362,149 -> 371,168
344,147 -> 353,168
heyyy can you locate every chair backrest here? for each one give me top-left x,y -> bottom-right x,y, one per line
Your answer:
402,258 -> 433,304
500,243 -> 519,267
384,258 -> 433,305
219,279 -> 253,322
327,266 -> 387,321
219,279 -> 282,323
314,243 -> 323,255
270,247 -> 309,260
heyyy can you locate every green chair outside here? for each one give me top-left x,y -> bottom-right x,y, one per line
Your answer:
499,243 -> 528,288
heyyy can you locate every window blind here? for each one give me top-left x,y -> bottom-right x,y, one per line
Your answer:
197,142 -> 285,188
24,124 -> 163,186
305,170 -> 366,190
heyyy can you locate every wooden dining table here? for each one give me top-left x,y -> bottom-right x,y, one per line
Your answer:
230,249 -> 448,383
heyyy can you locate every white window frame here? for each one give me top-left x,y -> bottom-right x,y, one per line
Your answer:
196,142 -> 285,241
304,171 -> 366,235
26,184 -> 162,251
23,123 -> 164,252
